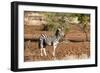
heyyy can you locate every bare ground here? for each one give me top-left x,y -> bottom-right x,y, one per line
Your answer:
24,24 -> 90,62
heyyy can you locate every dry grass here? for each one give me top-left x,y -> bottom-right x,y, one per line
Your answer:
24,24 -> 90,62
24,41 -> 90,61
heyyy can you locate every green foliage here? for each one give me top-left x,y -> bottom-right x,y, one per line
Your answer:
43,12 -> 90,36
70,13 -> 90,31
44,12 -> 69,32
72,14 -> 90,41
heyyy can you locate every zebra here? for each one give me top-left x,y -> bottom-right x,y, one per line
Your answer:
39,27 -> 65,57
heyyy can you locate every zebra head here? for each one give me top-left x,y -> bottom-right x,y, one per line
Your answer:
56,27 -> 65,37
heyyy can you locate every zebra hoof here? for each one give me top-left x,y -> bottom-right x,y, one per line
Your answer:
41,54 -> 43,56
45,54 -> 47,56
53,54 -> 55,57
53,57 -> 56,60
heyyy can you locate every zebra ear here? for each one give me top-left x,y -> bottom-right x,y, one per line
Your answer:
58,28 -> 61,31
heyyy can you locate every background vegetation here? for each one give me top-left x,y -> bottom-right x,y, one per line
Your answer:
43,12 -> 90,41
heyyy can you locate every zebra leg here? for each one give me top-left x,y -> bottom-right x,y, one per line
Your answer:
43,48 -> 47,56
53,46 -> 55,57
40,41 -> 47,56
53,44 -> 57,57
40,48 -> 43,56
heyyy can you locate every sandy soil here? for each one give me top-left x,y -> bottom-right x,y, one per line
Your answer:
24,24 -> 90,62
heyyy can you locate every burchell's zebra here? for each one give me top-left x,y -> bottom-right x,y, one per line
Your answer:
39,27 -> 65,57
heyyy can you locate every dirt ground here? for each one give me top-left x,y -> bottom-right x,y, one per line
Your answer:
24,24 -> 90,62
